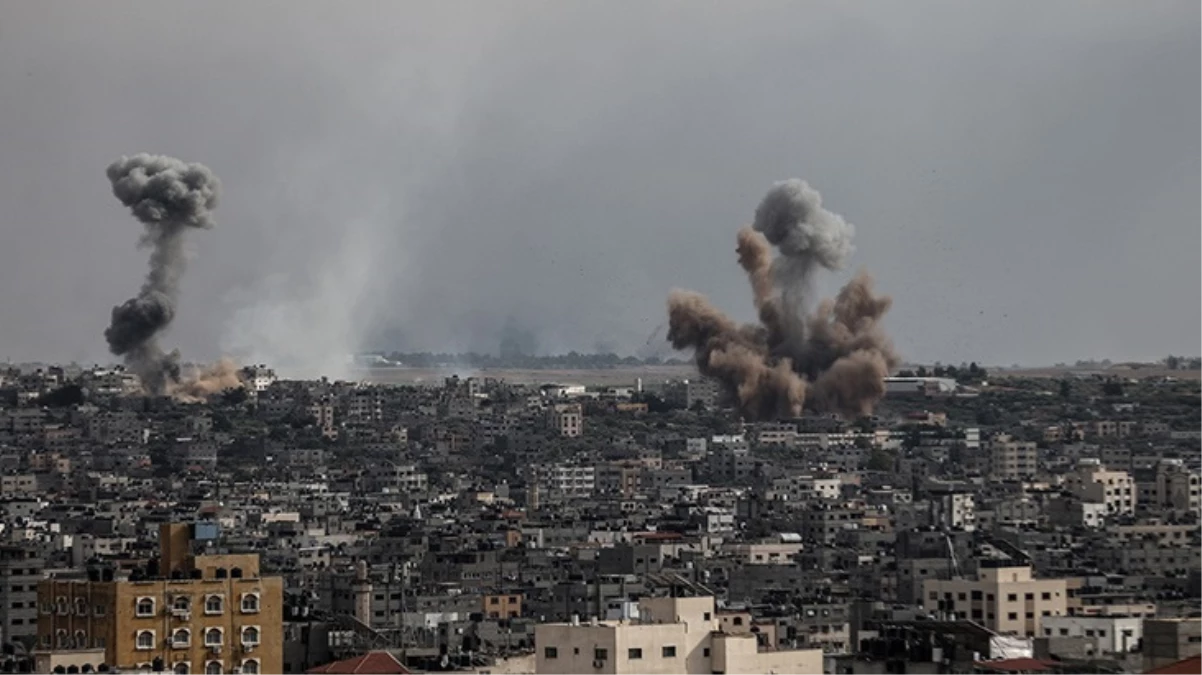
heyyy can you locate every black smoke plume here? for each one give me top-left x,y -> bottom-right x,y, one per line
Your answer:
103,153 -> 221,395
667,179 -> 898,420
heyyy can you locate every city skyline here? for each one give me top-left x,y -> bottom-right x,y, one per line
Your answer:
0,1 -> 1198,378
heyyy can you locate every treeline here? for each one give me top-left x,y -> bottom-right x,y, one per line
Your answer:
378,352 -> 689,369
1163,355 -> 1202,370
895,362 -> 988,383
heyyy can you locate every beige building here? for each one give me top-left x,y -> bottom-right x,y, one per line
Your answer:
534,595 -> 822,674
989,435 -> 1037,480
922,564 -> 1069,637
36,523 -> 283,674
550,403 -> 584,437
1064,459 -> 1136,515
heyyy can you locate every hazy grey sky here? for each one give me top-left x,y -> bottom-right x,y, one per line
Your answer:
1,1 -> 1198,376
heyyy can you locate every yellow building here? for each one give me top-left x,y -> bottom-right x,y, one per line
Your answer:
37,523 -> 283,674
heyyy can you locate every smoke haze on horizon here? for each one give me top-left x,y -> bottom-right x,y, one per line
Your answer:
0,1 -> 1198,375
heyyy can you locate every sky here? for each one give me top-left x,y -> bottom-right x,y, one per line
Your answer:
0,0 -> 1198,377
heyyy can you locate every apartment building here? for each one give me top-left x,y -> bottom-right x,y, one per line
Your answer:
534,595 -> 822,674
37,523 -> 283,674
0,545 -> 44,649
989,435 -> 1037,480
1041,615 -> 1142,655
549,403 -> 583,438
1064,459 -> 1136,515
922,563 -> 1070,637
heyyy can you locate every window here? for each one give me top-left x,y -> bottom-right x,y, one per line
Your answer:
663,646 -> 677,658
1007,612 -> 1018,621
95,604 -> 106,617
56,630 -> 68,649
958,593 -> 967,601
733,617 -> 743,626
628,648 -> 643,660
205,628 -> 223,647
75,599 -> 88,616
703,648 -> 711,657
205,662 -> 222,675
928,591 -> 938,601
136,630 -> 155,650
987,594 -> 995,601
490,597 -> 500,605
205,595 -> 223,614
594,648 -> 608,661
1024,593 -> 1033,601
1085,630 -> 1095,637
74,630 -> 86,648
703,612 -> 712,621
241,593 -> 260,614
241,626 -> 260,646
57,597 -> 69,615
971,591 -> 983,600
173,663 -> 190,675
172,629 -> 191,647
1007,594 -> 1017,602
544,647 -> 558,659
136,597 -> 156,617
1041,592 -> 1051,601
241,660 -> 260,675
173,596 -> 191,612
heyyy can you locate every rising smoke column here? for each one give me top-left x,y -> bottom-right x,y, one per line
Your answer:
104,153 -> 221,395
666,178 -> 898,420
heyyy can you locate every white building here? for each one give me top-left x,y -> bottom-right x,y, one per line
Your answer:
1042,615 -> 1143,655
535,595 -> 822,675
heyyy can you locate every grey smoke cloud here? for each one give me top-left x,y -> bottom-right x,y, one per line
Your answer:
103,153 -> 221,394
753,178 -> 855,273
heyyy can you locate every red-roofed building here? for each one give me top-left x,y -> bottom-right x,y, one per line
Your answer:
306,650 -> 411,674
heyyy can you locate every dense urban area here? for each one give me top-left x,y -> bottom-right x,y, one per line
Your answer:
0,358 -> 1199,675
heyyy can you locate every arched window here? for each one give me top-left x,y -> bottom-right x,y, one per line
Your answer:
205,661 -> 222,675
204,627 -> 223,647
135,597 -> 156,617
241,659 -> 260,675
240,593 -> 260,614
75,598 -> 88,616
135,630 -> 155,650
171,628 -> 190,647
173,663 -> 190,675
55,629 -> 68,649
205,594 -> 223,614
74,630 -> 87,648
241,626 -> 260,646
173,596 -> 191,612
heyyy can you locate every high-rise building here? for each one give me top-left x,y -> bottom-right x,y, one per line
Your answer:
0,544 -> 44,649
37,523 -> 283,674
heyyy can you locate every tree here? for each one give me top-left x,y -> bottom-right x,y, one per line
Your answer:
916,366 -> 929,377
866,448 -> 895,472
1059,379 -> 1072,399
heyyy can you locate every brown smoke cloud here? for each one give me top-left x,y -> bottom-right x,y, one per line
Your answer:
667,179 -> 898,420
170,358 -> 246,403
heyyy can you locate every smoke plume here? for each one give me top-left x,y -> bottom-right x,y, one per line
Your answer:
103,153 -> 221,395
172,358 -> 245,403
667,178 -> 898,420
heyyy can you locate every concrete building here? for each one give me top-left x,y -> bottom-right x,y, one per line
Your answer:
989,435 -> 1038,480
922,563 -> 1070,637
534,595 -> 822,674
549,403 -> 584,438
1041,615 -> 1142,655
36,523 -> 284,674
1143,618 -> 1202,672
1064,459 -> 1136,516
0,544 -> 44,649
